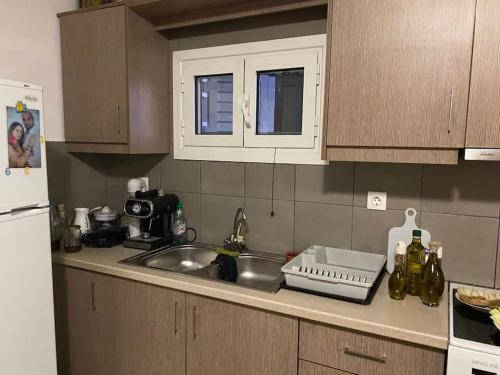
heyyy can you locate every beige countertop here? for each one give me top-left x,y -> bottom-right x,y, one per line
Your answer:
52,245 -> 449,350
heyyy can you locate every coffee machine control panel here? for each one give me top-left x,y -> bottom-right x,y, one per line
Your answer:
124,199 -> 154,219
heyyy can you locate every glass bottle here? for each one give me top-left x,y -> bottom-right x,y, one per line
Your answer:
389,241 -> 407,300
433,242 -> 446,297
406,230 -> 425,296
56,204 -> 70,251
49,205 -> 62,252
172,201 -> 188,245
420,241 -> 445,307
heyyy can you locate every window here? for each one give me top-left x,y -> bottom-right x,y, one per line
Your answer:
195,74 -> 234,135
173,35 -> 326,164
257,68 -> 304,136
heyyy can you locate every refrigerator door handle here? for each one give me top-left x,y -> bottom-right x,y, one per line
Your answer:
0,207 -> 49,223
11,204 -> 47,214
0,200 -> 49,216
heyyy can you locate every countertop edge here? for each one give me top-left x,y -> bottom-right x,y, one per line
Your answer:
52,254 -> 449,351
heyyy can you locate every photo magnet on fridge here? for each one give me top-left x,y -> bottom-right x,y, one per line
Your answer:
6,105 -> 42,169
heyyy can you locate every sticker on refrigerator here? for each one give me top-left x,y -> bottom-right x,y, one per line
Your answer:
6,106 -> 41,169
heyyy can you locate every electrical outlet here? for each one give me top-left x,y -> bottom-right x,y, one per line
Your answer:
367,191 -> 387,210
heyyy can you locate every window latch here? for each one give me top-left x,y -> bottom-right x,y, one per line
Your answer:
240,92 -> 251,128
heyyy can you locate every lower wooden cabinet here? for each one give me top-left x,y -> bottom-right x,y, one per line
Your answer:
53,265 -> 446,375
53,266 -> 106,375
52,265 -> 185,375
106,274 -> 185,375
299,320 -> 445,375
185,293 -> 298,375
299,361 -> 352,375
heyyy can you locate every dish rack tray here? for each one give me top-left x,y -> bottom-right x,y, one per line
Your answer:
281,245 -> 387,301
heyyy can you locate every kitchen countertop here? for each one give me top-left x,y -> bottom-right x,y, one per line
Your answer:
52,245 -> 449,350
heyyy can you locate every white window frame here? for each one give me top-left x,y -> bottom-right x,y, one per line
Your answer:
181,57 -> 244,147
244,50 -> 319,149
172,34 -> 327,165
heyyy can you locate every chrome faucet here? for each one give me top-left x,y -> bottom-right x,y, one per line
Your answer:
223,208 -> 248,253
232,208 -> 248,242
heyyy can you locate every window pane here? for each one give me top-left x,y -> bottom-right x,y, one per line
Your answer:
256,68 -> 304,135
195,74 -> 233,135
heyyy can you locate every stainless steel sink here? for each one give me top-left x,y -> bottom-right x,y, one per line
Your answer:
235,254 -> 284,292
120,243 -> 285,293
139,244 -> 218,273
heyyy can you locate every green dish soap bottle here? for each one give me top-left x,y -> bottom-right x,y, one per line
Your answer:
406,230 -> 425,296
389,241 -> 407,300
420,241 -> 445,307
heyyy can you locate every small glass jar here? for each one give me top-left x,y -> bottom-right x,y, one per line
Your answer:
64,225 -> 82,253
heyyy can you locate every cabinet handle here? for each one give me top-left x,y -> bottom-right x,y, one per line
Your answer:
174,301 -> 178,336
447,90 -> 454,134
344,346 -> 386,364
116,105 -> 121,134
192,305 -> 198,340
90,282 -> 96,312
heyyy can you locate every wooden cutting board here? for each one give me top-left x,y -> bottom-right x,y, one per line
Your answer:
387,208 -> 431,273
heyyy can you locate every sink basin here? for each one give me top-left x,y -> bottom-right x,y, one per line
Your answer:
235,254 -> 284,292
120,243 -> 285,293
138,244 -> 218,273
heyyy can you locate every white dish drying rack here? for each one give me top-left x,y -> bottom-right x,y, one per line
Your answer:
281,245 -> 387,301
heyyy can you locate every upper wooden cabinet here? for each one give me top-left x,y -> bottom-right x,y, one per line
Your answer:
466,0 -> 500,148
59,5 -> 169,154
325,0 -> 475,164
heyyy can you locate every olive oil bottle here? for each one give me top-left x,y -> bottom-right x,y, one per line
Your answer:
389,241 -> 407,300
406,230 -> 425,296
420,241 -> 445,306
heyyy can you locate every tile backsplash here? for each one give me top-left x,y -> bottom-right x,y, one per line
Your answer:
46,141 -> 500,288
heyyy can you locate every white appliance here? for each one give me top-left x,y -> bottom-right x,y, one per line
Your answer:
0,79 -> 57,375
448,282 -> 500,375
126,177 -> 148,238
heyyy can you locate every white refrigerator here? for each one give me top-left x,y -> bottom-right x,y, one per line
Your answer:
0,79 -> 57,375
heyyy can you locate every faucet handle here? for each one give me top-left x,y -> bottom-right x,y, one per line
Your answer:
235,220 -> 243,242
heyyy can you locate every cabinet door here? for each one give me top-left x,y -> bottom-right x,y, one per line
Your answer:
103,275 -> 186,375
52,265 -> 113,375
466,0 -> 500,148
299,361 -> 353,375
60,6 -> 128,144
299,321 -> 445,375
326,0 -> 475,148
186,294 -> 298,375
53,267 -> 186,375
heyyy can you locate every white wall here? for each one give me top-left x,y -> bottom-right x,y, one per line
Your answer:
0,0 -> 78,141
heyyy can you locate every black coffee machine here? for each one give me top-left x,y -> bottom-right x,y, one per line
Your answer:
123,190 -> 179,250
